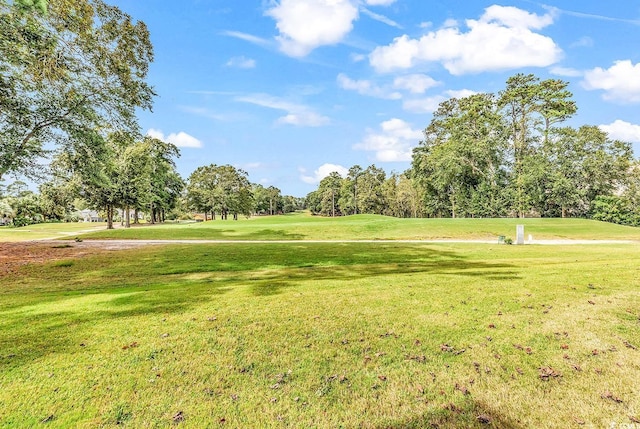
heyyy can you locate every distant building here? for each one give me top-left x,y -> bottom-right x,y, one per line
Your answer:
80,209 -> 105,222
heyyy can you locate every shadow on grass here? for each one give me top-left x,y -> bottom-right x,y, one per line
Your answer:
237,228 -> 306,240
84,227 -> 307,241
375,397 -> 524,428
0,282 -> 233,370
0,243 -> 518,370
246,258 -> 518,297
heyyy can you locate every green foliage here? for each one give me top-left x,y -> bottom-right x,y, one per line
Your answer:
407,74 -> 632,220
317,171 -> 343,217
592,195 -> 640,226
305,74 -> 633,222
186,164 -> 254,220
56,132 -> 182,229
413,93 -> 509,218
14,0 -> 48,14
0,0 -> 155,180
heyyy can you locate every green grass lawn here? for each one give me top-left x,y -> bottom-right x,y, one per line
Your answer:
1,242 -> 639,427
0,222 -> 107,242
77,212 -> 640,241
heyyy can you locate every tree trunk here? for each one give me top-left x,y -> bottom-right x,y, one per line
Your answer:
107,205 -> 114,229
562,206 -> 566,218
134,208 -> 139,224
150,203 -> 155,224
125,205 -> 130,228
332,189 -> 335,217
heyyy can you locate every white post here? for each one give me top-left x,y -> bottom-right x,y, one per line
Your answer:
516,225 -> 525,245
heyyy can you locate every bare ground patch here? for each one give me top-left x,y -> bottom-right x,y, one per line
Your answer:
0,240 -> 152,276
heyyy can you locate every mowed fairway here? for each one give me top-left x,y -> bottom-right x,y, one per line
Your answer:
0,222 -> 108,242
1,236 -> 639,427
78,213 -> 640,242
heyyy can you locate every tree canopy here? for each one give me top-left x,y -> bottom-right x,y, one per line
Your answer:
0,0 -> 154,180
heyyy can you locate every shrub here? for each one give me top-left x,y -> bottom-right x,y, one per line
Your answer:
591,195 -> 640,226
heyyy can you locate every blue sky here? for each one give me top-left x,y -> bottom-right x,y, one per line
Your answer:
111,0 -> 640,197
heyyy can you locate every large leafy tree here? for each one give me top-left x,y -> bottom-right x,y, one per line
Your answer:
186,165 -> 216,220
56,132 -> 180,229
0,0 -> 154,180
338,165 -> 362,215
113,133 -> 153,228
38,176 -> 75,220
2,180 -> 43,225
541,126 -> 632,217
383,172 -> 423,218
67,132 -> 131,229
413,93 -> 508,218
317,172 -> 343,217
356,165 -> 387,215
186,164 -> 253,220
145,137 -> 183,223
498,74 -> 576,217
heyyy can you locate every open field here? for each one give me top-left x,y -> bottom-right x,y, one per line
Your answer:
74,213 -> 640,242
1,241 -> 639,428
0,222 -> 107,242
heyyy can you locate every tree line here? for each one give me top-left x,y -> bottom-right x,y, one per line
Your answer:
1,2 -> 639,227
305,75 -> 640,226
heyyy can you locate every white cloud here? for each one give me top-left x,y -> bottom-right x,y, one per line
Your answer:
146,129 -> 203,148
402,96 -> 446,114
369,5 -> 561,75
365,0 -> 396,5
225,56 -> 256,69
550,66 -> 582,77
393,74 -> 440,94
277,112 -> 331,127
400,88 -> 477,113
220,30 -> 271,47
582,60 -> 640,103
337,73 -> 401,99
599,120 -> 640,143
236,94 -> 330,127
266,0 -> 359,57
350,53 -> 366,62
300,163 -> 349,184
265,0 -> 398,57
445,89 -> 478,99
481,4 -> 555,29
360,7 -> 401,29
442,18 -> 459,28
354,118 -> 422,162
